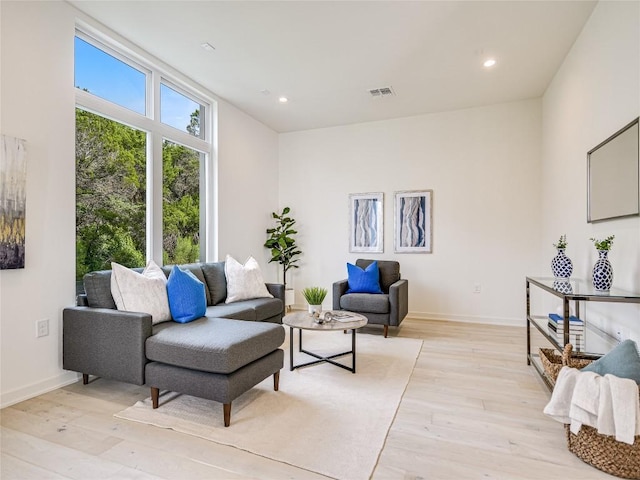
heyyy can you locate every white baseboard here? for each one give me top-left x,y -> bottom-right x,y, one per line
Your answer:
1,371 -> 80,409
407,311 -> 521,327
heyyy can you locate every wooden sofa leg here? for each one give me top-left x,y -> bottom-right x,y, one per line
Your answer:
82,373 -> 89,385
384,325 -> 389,338
224,403 -> 231,427
151,387 -> 159,409
274,371 -> 280,391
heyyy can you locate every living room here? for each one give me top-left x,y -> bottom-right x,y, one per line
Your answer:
1,0 -> 639,478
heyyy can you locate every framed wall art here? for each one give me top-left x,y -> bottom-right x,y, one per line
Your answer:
587,117 -> 639,223
1,134 -> 27,269
349,192 -> 383,253
394,190 -> 432,253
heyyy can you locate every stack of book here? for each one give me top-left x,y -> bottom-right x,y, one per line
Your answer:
548,313 -> 584,350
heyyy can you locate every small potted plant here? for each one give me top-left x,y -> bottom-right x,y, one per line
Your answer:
302,286 -> 327,317
551,234 -> 572,280
553,234 -> 567,250
590,235 -> 615,291
590,235 -> 615,251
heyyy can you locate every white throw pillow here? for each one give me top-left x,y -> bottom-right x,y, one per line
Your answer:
224,255 -> 273,303
110,260 -> 172,324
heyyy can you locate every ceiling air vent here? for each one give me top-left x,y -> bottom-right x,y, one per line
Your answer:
368,86 -> 395,98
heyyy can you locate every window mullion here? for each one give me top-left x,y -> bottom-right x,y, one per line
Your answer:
149,72 -> 164,265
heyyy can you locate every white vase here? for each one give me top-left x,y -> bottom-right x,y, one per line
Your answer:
308,304 -> 322,316
285,288 -> 295,306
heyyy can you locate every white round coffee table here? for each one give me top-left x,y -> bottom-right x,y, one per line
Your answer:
282,310 -> 368,373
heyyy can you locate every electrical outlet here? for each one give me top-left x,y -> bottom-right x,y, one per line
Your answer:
36,319 -> 49,338
473,283 -> 481,294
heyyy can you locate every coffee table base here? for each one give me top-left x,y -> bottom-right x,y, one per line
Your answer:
289,327 -> 357,373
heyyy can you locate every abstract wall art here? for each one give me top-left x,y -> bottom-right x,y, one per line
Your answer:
1,134 -> 27,269
349,192 -> 383,253
394,190 -> 432,253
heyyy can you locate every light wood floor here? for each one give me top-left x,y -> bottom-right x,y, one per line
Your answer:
1,319 -> 615,479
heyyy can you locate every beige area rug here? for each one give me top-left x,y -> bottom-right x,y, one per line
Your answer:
115,329 -> 422,480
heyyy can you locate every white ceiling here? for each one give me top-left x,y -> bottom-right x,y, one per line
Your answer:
69,1 -> 597,133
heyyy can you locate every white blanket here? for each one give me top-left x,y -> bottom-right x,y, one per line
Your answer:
543,366 -> 640,445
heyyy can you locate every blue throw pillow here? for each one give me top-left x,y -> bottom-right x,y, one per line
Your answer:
167,265 -> 207,323
346,261 -> 383,294
582,339 -> 640,385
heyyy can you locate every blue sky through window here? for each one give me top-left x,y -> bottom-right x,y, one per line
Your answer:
75,36 -> 203,135
74,36 -> 145,115
161,84 -> 203,137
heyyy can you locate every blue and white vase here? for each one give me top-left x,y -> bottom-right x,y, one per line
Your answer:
551,248 -> 573,280
592,250 -> 613,291
552,280 -> 573,294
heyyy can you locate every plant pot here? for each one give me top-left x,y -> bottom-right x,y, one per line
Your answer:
308,304 -> 322,316
551,248 -> 573,280
285,288 -> 294,306
592,250 -> 613,291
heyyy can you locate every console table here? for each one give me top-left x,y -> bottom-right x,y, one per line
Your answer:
526,276 -> 640,390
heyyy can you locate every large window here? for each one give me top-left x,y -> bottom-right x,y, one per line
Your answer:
75,110 -> 147,277
162,140 -> 203,264
75,29 -> 213,281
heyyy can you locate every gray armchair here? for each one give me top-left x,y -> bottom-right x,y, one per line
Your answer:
332,259 -> 408,338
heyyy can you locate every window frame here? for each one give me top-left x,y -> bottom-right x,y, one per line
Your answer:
74,24 -> 216,266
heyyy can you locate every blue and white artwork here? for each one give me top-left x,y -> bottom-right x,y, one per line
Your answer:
349,193 -> 383,253
1,135 -> 27,269
395,190 -> 432,253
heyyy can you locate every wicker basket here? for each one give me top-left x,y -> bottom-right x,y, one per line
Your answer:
540,344 -> 640,478
566,423 -> 640,479
539,344 -> 593,384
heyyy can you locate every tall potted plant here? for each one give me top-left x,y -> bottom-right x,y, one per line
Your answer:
264,207 -> 302,291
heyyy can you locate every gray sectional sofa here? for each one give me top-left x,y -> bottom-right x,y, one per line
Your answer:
63,261 -> 285,427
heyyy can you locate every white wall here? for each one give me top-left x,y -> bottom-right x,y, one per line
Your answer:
0,1 -> 280,407
541,0 -> 640,343
279,99 -> 543,324
217,100 -> 280,267
0,0 -> 78,408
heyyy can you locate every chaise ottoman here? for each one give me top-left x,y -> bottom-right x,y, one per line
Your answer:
144,316 -> 285,427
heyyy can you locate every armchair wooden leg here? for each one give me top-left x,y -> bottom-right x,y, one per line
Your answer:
151,387 -> 159,409
223,403 -> 231,427
273,371 -> 280,391
384,325 -> 389,338
82,373 -> 89,385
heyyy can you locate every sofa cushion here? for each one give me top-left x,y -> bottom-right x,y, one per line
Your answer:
340,293 -> 389,314
146,317 -> 285,374
224,255 -> 273,303
206,298 -> 283,321
201,262 -> 227,305
84,268 -> 141,309
356,259 -> 400,293
346,261 -> 383,294
206,303 -> 256,321
582,339 -> 640,384
237,298 -> 283,321
167,266 -> 207,324
110,261 -> 172,324
162,263 -> 211,306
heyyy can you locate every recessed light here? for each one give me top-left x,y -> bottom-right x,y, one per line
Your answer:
200,42 -> 215,52
278,96 -> 288,103
483,59 -> 497,68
